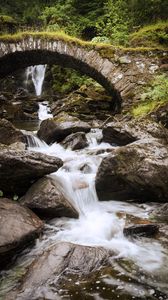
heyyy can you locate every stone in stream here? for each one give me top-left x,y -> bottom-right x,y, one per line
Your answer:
96,138 -> 168,201
150,203 -> 168,222
61,131 -> 88,150
37,114 -> 91,144
6,242 -> 110,300
102,119 -> 168,146
0,118 -> 26,145
0,198 -> 43,268
0,149 -> 63,196
123,224 -> 159,238
20,177 -> 79,219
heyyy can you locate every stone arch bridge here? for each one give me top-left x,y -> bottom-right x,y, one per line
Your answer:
0,33 -> 166,111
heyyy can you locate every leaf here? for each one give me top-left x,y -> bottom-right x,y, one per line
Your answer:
13,194 -> 19,201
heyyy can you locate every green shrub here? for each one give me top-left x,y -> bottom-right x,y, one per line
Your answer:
130,21 -> 168,47
0,14 -> 17,34
51,65 -> 90,94
132,74 -> 168,117
91,36 -> 111,44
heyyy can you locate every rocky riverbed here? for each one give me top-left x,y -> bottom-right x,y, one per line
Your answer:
0,77 -> 168,300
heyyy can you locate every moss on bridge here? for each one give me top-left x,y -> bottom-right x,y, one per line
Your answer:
0,31 -> 167,60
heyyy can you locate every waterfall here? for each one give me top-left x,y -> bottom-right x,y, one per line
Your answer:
26,65 -> 47,96
25,129 -> 164,273
25,133 -> 49,148
38,102 -> 53,121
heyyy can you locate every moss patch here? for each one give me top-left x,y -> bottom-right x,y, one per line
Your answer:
132,74 -> 168,118
132,101 -> 164,117
0,15 -> 17,25
130,21 -> 168,48
0,31 -> 167,58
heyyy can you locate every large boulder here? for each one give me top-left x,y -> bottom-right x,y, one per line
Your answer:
20,177 -> 79,219
7,242 -> 110,299
37,114 -> 91,144
61,131 -> 88,150
51,85 -> 113,122
102,119 -> 168,146
96,138 -> 168,201
123,224 -> 159,238
0,118 -> 25,145
0,198 -> 43,267
0,149 -> 63,196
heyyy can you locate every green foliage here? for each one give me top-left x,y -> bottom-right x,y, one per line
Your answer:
130,21 -> 168,47
51,65 -> 89,94
0,15 -> 16,25
13,194 -> 19,201
96,0 -> 130,45
0,190 -> 3,197
132,74 -> 168,117
91,36 -> 111,44
0,15 -> 17,34
0,0 -> 53,25
141,74 -> 168,102
39,0 -> 105,37
0,0 -> 168,45
126,0 -> 168,26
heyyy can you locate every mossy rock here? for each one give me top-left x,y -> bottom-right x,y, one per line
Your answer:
0,15 -> 17,34
52,85 -> 113,122
130,21 -> 168,48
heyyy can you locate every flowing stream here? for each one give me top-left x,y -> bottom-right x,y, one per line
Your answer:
1,112 -> 168,299
26,65 -> 53,121
27,130 -> 167,273
26,65 -> 47,96
1,69 -> 168,300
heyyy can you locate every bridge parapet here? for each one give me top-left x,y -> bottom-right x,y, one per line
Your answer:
0,32 -> 167,111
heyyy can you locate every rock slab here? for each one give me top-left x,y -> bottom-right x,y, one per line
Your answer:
7,242 -> 110,299
0,149 -> 63,196
0,198 -> 43,266
96,138 -> 168,201
20,177 -> 79,218
37,116 -> 90,144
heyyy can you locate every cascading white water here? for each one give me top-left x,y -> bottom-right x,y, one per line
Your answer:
27,130 -> 165,273
38,101 -> 53,121
25,65 -> 53,121
26,65 -> 46,96
25,133 -> 48,148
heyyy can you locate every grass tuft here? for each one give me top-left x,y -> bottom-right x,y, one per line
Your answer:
132,74 -> 168,118
130,21 -> 168,48
0,31 -> 167,56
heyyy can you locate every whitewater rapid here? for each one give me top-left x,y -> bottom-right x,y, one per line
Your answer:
27,128 -> 166,273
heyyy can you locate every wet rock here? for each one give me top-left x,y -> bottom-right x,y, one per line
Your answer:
103,123 -> 136,146
61,131 -> 88,150
23,100 -> 39,114
79,163 -> 92,173
0,150 -> 63,196
96,138 -> 168,201
0,142 -> 26,151
20,177 -> 79,219
150,203 -> 168,222
7,242 -> 110,299
14,88 -> 29,99
0,94 -> 7,104
0,118 -> 25,145
102,119 -> 168,146
0,198 -> 43,267
123,224 -> 159,238
150,103 -> 168,129
37,114 -> 91,144
51,85 -> 113,122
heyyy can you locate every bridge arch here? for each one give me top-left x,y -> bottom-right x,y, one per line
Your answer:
0,33 -> 164,112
